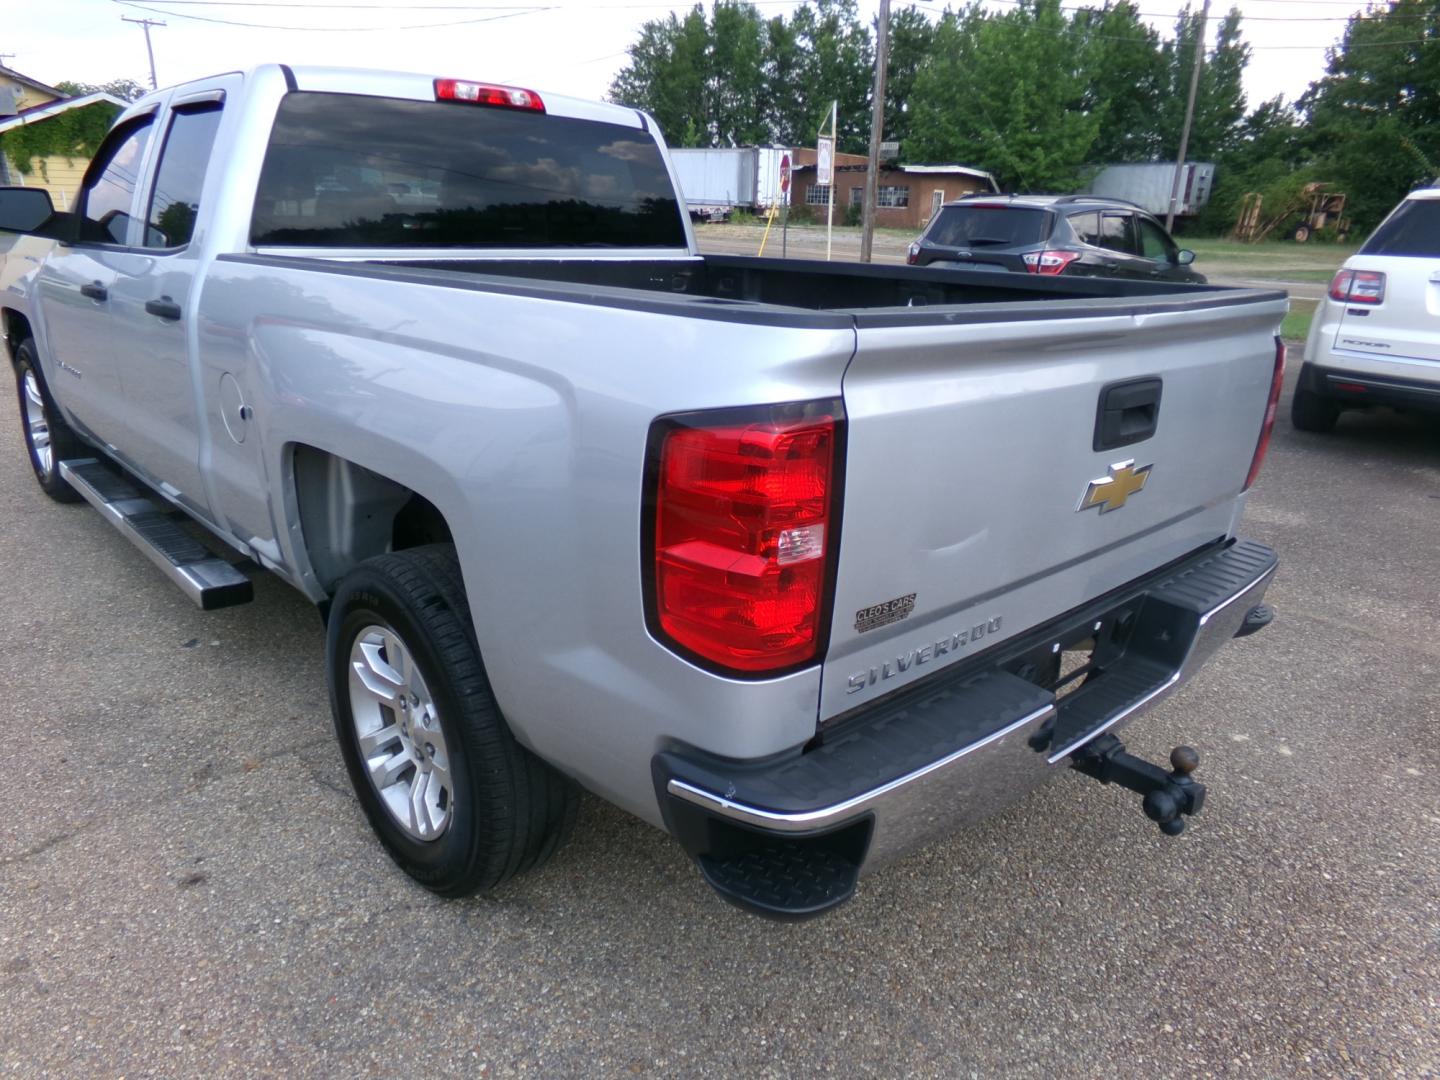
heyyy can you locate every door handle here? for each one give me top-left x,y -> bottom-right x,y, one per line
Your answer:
145,296 -> 183,321
1095,376 -> 1163,451
80,281 -> 108,301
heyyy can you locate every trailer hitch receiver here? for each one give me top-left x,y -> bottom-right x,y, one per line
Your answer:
1070,735 -> 1206,836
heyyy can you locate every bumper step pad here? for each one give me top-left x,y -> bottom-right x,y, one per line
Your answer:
60,459 -> 253,611
698,844 -> 862,922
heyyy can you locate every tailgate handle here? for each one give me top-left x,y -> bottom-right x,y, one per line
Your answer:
1094,377 -> 1162,451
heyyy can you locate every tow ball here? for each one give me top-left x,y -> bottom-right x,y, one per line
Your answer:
1070,735 -> 1206,836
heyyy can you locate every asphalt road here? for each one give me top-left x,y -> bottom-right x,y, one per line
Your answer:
2,360 -> 1438,1077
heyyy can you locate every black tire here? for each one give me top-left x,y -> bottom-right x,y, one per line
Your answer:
13,338 -> 84,502
1291,387 -> 1340,433
326,544 -> 577,896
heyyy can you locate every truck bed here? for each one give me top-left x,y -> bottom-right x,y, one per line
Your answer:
375,254 -> 1283,321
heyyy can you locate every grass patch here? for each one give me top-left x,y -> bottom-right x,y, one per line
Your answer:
1281,300 -> 1317,342
1240,268 -> 1339,284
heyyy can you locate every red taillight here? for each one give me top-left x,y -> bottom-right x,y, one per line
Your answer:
1022,249 -> 1081,275
649,404 -> 841,674
906,242 -> 920,265
1244,337 -> 1286,491
1328,268 -> 1385,304
434,78 -> 545,112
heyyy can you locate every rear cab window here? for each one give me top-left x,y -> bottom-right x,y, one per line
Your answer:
923,205 -> 1051,247
250,92 -> 686,249
1361,197 -> 1440,257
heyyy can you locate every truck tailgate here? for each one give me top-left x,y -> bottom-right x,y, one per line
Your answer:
820,294 -> 1285,720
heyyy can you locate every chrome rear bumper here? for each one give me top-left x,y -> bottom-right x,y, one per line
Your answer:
655,538 -> 1278,918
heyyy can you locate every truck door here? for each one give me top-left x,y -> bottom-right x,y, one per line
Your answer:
33,114 -> 158,444
106,84 -> 232,513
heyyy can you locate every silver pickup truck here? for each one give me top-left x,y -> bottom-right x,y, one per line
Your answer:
0,66 -> 1285,919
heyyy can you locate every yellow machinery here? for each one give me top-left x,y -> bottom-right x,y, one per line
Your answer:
1234,183 -> 1349,243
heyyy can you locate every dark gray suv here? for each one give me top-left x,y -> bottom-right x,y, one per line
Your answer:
906,194 -> 1205,283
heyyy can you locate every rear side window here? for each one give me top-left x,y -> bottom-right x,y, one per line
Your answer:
80,118 -> 155,244
1361,197 -> 1440,257
251,92 -> 686,249
924,205 -> 1050,247
144,106 -> 223,249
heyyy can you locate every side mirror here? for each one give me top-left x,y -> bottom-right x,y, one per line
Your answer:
1176,249 -> 1196,266
0,187 -> 56,234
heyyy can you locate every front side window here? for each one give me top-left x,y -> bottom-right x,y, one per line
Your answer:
1136,217 -> 1177,261
251,92 -> 685,248
1097,213 -> 1137,255
80,118 -> 155,244
144,106 -> 223,249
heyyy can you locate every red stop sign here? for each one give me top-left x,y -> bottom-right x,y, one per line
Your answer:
779,153 -> 791,194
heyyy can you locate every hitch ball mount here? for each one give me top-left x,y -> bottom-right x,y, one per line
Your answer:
1070,734 -> 1206,836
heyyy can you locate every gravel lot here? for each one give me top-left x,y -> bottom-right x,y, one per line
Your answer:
1,350 -> 1437,1077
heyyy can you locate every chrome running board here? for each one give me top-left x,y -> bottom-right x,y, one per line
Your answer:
59,459 -> 253,610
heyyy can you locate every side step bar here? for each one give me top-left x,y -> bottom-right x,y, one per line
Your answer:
59,459 -> 253,611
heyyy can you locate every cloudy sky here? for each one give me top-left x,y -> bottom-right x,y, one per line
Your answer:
9,0 -> 1357,119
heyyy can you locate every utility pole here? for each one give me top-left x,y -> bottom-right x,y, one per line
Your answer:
1165,0 -> 1210,232
122,16 -> 166,90
859,0 -> 891,263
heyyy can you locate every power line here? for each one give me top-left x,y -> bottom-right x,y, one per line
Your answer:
109,0 -> 1440,50
121,14 -> 166,87
113,0 -> 560,30
118,0 -> 804,8
124,0 -> 1440,18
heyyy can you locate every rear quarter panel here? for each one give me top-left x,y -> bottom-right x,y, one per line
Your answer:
196,259 -> 856,824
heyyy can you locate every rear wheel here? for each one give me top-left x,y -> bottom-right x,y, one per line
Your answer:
1291,386 -> 1340,433
13,339 -> 83,502
326,544 -> 577,896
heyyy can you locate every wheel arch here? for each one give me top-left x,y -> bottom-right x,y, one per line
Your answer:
289,443 -> 458,597
3,308 -> 34,363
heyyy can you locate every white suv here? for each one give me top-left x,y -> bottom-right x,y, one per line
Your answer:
1293,187 -> 1440,431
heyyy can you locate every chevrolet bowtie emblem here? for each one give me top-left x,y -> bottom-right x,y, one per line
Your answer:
1078,460 -> 1152,514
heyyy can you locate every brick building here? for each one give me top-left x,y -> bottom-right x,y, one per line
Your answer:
788,148 -> 997,232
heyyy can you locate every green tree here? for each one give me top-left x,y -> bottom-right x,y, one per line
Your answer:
759,12 -> 808,144
790,0 -> 873,150
881,5 -> 936,151
907,1 -> 1100,190
706,1 -> 769,145
1159,7 -> 1250,161
1073,1 -> 1167,162
609,7 -> 710,145
1300,0 -> 1440,230
55,78 -> 148,103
